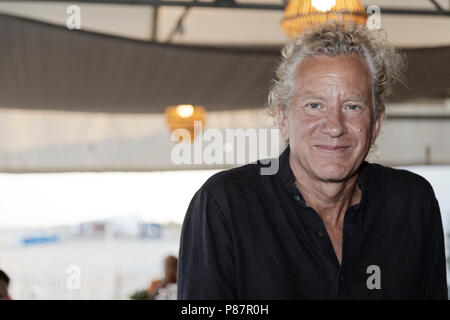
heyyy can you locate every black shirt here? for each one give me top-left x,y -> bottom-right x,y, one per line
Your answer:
178,146 -> 448,299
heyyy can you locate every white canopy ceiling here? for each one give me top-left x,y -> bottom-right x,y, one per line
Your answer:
0,0 -> 449,47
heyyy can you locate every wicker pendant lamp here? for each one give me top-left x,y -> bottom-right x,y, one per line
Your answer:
281,0 -> 367,37
165,104 -> 205,142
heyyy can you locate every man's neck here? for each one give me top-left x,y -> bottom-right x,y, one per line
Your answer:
289,155 -> 362,227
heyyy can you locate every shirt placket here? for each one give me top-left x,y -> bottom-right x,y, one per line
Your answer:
292,193 -> 341,297
293,191 -> 362,299
337,206 -> 362,299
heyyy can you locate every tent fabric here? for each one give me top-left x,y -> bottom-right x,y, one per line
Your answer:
0,13 -> 449,114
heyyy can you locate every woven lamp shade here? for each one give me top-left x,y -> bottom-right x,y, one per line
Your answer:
281,0 -> 367,37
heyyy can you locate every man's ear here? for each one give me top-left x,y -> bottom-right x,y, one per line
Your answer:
277,105 -> 289,142
371,107 -> 385,145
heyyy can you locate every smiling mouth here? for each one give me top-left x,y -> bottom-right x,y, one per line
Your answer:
314,145 -> 350,153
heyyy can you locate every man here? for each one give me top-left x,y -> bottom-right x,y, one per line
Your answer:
0,269 -> 11,300
178,22 -> 448,299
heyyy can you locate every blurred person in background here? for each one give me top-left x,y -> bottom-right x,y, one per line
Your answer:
146,255 -> 178,300
0,269 -> 11,300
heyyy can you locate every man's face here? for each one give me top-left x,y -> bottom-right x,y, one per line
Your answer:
278,54 -> 384,182
0,280 -> 8,300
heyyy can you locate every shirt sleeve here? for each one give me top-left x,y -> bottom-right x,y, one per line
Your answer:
417,192 -> 448,300
177,188 -> 236,300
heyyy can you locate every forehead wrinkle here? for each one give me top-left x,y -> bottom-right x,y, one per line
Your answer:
292,58 -> 372,105
293,84 -> 369,104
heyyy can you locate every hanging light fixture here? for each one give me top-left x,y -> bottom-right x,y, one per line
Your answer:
165,104 -> 205,142
281,0 -> 367,37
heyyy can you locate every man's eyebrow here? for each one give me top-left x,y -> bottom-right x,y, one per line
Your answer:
345,95 -> 366,101
292,91 -> 326,100
292,92 -> 368,102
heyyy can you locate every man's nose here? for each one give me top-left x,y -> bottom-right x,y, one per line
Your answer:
321,108 -> 346,138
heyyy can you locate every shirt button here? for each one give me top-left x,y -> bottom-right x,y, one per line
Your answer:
318,230 -> 325,238
294,195 -> 301,201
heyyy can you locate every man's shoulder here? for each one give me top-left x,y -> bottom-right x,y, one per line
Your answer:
202,161 -> 266,194
187,162 -> 268,219
365,162 -> 434,195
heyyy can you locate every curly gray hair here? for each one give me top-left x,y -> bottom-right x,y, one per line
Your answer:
267,21 -> 407,121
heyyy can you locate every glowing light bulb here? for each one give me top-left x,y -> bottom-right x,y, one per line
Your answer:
176,104 -> 194,118
311,0 -> 336,12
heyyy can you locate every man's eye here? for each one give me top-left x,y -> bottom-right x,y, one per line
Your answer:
308,103 -> 320,109
345,104 -> 360,111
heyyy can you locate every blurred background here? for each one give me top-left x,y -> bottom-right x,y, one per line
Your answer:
0,0 -> 449,299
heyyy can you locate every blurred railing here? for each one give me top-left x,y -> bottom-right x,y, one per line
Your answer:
10,271 -> 154,300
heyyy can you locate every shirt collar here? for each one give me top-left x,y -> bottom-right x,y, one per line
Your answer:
276,145 -> 371,210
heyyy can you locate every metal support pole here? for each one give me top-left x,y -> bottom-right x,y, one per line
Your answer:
151,5 -> 159,41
